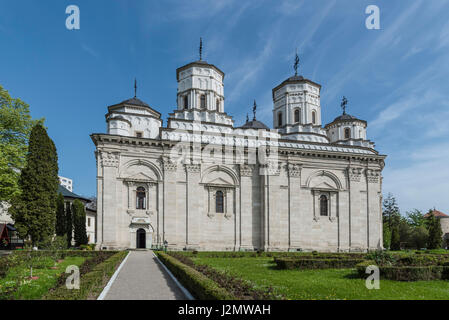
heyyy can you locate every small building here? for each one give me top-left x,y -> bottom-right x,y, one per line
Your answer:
58,185 -> 96,245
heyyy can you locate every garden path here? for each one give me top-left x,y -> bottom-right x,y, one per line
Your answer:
103,250 -> 187,300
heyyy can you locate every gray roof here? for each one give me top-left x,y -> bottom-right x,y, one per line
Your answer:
332,113 -> 365,123
238,120 -> 270,130
58,185 -> 90,203
119,97 -> 150,107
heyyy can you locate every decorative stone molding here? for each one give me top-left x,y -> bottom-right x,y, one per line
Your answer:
224,212 -> 233,219
260,161 -> 280,176
287,163 -> 302,177
347,167 -> 363,182
366,169 -> 380,183
100,151 -> 119,168
185,163 -> 201,173
239,164 -> 253,177
313,216 -> 320,222
160,158 -> 177,172
329,217 -> 337,222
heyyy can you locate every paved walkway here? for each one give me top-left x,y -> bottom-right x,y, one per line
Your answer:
104,250 -> 187,300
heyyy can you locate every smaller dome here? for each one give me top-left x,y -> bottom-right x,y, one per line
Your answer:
332,113 -> 360,122
119,97 -> 150,107
238,120 -> 270,130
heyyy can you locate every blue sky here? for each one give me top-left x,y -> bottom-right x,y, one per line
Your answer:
1,0 -> 449,214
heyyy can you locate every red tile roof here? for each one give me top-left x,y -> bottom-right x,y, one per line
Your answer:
424,210 -> 449,218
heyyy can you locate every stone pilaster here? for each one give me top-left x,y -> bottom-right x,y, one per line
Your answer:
160,158 -> 178,247
185,164 -> 201,249
99,151 -> 120,248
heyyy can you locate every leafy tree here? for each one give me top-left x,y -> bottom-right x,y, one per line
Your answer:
398,217 -> 413,248
0,85 -> 42,202
9,124 -> 59,245
427,212 -> 443,249
410,226 -> 428,249
382,193 -> 400,229
66,202 -> 73,247
73,199 -> 88,247
55,193 -> 66,236
406,209 -> 425,227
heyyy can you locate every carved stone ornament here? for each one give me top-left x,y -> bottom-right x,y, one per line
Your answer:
239,164 -> 253,177
287,163 -> 302,177
260,161 -> 280,176
100,151 -> 119,168
185,163 -> 201,173
160,158 -> 177,172
347,167 -> 362,182
366,169 -> 380,183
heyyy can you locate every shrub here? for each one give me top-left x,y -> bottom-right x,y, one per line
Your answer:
156,252 -> 235,300
366,250 -> 396,266
275,258 -> 365,270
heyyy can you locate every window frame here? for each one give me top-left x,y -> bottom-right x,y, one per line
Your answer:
215,190 -> 224,213
200,94 -> 206,109
320,195 -> 328,216
294,109 -> 300,123
136,186 -> 146,210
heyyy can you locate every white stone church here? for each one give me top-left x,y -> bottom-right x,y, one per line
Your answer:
91,52 -> 386,252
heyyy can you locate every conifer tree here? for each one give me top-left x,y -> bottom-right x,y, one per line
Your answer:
427,212 -> 443,249
73,199 -> 88,247
55,193 -> 66,236
390,223 -> 401,251
66,202 -> 73,247
10,124 -> 59,245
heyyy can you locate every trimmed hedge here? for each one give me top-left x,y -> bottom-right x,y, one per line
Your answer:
156,252 -> 235,300
43,251 -> 127,300
356,260 -> 449,281
180,251 -> 368,259
275,257 -> 365,270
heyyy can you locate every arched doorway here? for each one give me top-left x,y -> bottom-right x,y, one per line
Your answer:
136,228 -> 146,249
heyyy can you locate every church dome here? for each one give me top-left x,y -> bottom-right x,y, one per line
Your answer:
329,113 -> 366,125
118,97 -> 150,108
238,119 -> 270,130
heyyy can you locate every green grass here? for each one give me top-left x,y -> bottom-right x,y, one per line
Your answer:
192,257 -> 449,300
0,256 -> 86,300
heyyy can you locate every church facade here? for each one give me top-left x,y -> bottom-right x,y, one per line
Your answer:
91,55 -> 386,252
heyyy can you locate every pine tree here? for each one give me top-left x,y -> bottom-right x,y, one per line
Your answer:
10,124 -> 59,245
390,223 -> 401,251
428,212 -> 443,249
382,193 -> 400,229
55,193 -> 66,236
73,199 -> 88,247
66,202 -> 73,247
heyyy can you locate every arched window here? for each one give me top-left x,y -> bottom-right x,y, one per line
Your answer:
216,190 -> 224,213
312,111 -> 316,124
294,109 -> 300,123
216,99 -> 220,111
183,95 -> 188,109
278,112 -> 283,127
344,128 -> 351,139
200,95 -> 206,109
136,187 -> 146,210
320,195 -> 328,216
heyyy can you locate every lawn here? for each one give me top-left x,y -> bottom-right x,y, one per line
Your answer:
0,256 -> 86,300
192,256 -> 449,300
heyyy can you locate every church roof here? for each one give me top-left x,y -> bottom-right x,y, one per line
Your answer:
325,113 -> 367,128
424,210 -> 449,218
107,97 -> 161,117
176,60 -> 225,81
238,119 -> 270,130
58,185 -> 90,203
272,75 -> 321,98
119,97 -> 150,107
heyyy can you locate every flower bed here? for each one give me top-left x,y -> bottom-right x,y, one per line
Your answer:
157,252 -> 283,300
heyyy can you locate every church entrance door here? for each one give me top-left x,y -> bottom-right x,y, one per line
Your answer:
136,228 -> 146,249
